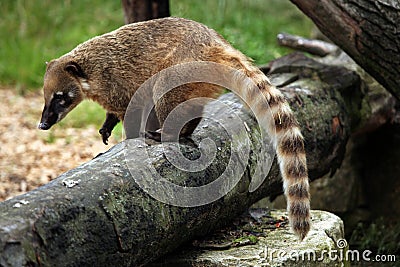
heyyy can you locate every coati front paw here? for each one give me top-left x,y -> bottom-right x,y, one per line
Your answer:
99,128 -> 111,145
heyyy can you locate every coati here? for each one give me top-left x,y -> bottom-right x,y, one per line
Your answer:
38,17 -> 310,240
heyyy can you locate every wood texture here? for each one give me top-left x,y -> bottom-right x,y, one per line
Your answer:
291,0 -> 400,100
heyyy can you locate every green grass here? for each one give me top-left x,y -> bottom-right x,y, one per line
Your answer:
59,101 -> 107,129
171,0 -> 312,64
0,0 -> 123,91
0,0 -> 312,129
58,100 -> 124,140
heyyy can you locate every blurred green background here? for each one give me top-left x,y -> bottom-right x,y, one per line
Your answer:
0,0 -> 312,130
0,0 -> 312,90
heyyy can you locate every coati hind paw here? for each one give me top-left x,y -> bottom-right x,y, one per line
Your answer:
144,130 -> 196,146
99,128 -> 111,145
144,130 -> 162,142
144,130 -> 180,142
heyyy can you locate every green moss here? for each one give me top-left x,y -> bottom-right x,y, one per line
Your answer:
232,235 -> 258,245
21,239 -> 38,264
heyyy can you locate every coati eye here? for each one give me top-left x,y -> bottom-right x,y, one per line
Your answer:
52,92 -> 70,107
56,97 -> 69,107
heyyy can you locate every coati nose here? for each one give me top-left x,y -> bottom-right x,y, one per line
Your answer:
38,122 -> 50,130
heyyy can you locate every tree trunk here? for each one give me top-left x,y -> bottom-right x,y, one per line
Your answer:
290,0 -> 400,100
0,51 -> 371,266
122,0 -> 170,24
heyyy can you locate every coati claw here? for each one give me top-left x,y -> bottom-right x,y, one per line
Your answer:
99,128 -> 111,145
99,113 -> 120,145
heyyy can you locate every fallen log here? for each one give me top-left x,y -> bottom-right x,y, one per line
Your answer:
0,53 -> 360,266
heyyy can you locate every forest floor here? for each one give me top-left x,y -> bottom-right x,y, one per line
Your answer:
0,88 -> 117,201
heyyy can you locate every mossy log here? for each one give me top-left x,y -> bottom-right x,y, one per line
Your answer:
0,53 -> 367,266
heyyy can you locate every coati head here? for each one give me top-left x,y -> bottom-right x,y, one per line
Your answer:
38,59 -> 86,130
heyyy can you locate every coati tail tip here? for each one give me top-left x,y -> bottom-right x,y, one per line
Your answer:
290,206 -> 311,241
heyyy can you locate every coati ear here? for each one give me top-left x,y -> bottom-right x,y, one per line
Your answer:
65,62 -> 86,78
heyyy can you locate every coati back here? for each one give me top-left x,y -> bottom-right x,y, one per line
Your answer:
38,17 -> 310,240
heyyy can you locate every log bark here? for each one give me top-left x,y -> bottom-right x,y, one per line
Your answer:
290,0 -> 400,100
0,53 -> 363,266
122,0 -> 170,24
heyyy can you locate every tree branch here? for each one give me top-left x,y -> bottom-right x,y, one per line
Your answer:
277,32 -> 338,57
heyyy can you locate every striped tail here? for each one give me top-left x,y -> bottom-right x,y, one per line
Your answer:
247,68 -> 311,240
217,48 -> 311,240
209,44 -> 311,240
268,85 -> 311,240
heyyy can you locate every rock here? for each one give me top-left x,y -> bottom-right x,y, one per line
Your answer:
150,210 -> 345,267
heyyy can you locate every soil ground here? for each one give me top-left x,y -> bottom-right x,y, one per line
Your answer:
0,88 -> 117,201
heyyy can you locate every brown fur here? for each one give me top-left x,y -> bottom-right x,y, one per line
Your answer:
39,17 -> 310,240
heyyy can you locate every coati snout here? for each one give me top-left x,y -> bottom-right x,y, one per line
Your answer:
38,91 -> 75,130
38,60 -> 85,130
